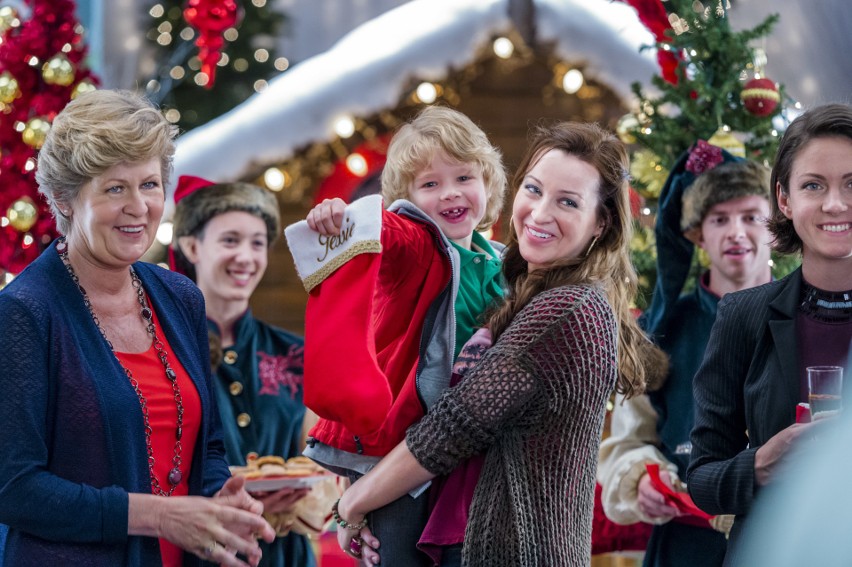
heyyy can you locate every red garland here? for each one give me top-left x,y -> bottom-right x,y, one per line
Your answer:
183,0 -> 242,89
616,0 -> 679,85
0,0 -> 100,274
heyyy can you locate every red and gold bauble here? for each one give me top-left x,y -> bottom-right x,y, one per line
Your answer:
741,77 -> 780,117
707,128 -> 746,158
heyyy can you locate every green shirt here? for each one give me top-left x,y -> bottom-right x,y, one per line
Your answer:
451,231 -> 504,359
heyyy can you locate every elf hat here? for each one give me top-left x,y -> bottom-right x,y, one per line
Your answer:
660,140 -> 769,244
170,176 -> 281,276
681,156 -> 770,233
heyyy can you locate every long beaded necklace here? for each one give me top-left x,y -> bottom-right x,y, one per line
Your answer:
57,237 -> 185,496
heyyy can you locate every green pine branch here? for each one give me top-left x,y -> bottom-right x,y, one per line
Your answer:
145,1 -> 288,131
628,2 -> 781,170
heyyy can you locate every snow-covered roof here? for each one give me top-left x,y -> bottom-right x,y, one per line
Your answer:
171,0 -> 658,199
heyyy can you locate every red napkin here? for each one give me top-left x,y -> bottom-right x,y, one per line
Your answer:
645,463 -> 713,521
796,402 -> 811,424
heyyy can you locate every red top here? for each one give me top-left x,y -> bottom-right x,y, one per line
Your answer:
116,304 -> 202,567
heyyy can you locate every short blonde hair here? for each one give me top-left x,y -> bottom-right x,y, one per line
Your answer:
381,106 -> 506,230
36,89 -> 177,234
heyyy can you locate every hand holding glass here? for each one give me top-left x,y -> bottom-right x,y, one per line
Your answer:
807,366 -> 843,421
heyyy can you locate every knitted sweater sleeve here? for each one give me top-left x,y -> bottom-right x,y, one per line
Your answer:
406,286 -> 599,476
0,293 -> 128,544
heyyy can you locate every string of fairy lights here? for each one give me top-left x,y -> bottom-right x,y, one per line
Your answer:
255,34 -> 590,195
152,32 -> 595,255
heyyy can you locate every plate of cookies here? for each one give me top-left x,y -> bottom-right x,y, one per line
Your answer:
230,455 -> 333,492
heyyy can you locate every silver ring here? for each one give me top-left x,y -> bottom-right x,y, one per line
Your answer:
204,541 -> 217,557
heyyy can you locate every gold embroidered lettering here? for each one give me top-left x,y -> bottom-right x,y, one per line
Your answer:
316,218 -> 356,262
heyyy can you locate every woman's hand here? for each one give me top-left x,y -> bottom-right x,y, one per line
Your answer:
335,494 -> 381,565
754,422 -> 816,486
215,475 -> 265,515
164,497 -> 274,567
637,471 -> 681,522
129,489 -> 276,567
306,198 -> 346,235
254,487 -> 310,515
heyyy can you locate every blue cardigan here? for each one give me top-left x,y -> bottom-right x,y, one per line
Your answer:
0,242 -> 231,566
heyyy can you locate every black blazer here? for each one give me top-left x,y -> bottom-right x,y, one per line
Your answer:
687,268 -> 802,560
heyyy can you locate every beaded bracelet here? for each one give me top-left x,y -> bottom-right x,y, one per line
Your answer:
332,498 -> 368,531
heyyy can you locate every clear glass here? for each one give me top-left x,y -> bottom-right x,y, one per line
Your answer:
807,366 -> 844,420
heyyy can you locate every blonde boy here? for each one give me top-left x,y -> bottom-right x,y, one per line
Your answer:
286,105 -> 506,565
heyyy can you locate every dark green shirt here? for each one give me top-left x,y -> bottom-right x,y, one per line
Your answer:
208,310 -> 314,567
451,231 -> 504,359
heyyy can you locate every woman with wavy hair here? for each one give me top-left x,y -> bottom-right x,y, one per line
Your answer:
331,121 -> 651,567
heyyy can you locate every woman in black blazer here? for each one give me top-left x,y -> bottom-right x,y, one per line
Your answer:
687,103 -> 852,564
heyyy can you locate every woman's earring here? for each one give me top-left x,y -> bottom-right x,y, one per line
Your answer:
584,235 -> 599,257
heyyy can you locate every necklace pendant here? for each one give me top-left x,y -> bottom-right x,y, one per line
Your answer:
141,306 -> 153,321
168,467 -> 182,486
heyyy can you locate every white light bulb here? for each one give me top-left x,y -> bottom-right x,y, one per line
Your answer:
156,222 -> 174,245
493,37 -> 514,59
264,168 -> 286,191
334,116 -> 356,139
416,82 -> 437,104
562,69 -> 584,94
346,153 -> 368,177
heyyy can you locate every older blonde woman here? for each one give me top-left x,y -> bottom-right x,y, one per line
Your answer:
0,90 -> 274,567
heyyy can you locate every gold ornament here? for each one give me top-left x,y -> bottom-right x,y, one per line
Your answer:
71,79 -> 97,99
0,71 -> 20,104
7,196 -> 38,233
707,128 -> 746,158
42,54 -> 76,87
0,6 -> 19,34
22,116 -> 51,149
616,114 -> 640,144
630,150 -> 669,200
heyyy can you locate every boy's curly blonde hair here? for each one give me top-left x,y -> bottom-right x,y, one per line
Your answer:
380,106 -> 506,230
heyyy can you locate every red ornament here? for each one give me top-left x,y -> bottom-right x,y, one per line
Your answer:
741,77 -> 780,117
183,0 -> 242,89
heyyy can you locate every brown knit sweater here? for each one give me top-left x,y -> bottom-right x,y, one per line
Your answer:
407,284 -> 617,567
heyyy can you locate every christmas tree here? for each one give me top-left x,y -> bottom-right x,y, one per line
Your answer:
145,0 -> 288,132
624,0 -> 782,174
618,0 -> 798,307
0,0 -> 98,282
